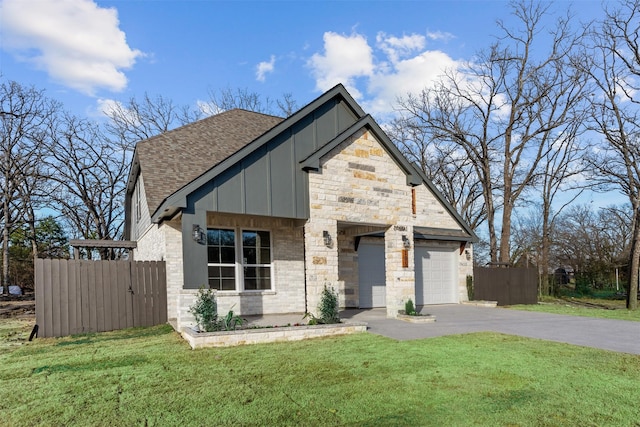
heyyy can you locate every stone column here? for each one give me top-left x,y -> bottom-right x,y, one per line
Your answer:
385,224 -> 415,317
304,219 -> 339,315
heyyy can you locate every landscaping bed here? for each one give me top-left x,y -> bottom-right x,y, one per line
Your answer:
181,321 -> 368,348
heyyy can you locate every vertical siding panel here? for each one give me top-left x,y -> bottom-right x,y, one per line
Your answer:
51,260 -> 62,337
80,261 -> 91,333
34,259 -> 45,336
129,261 -> 137,327
158,261 -> 167,323
137,261 -> 148,326
145,262 -> 154,326
69,261 -> 81,335
59,261 -> 69,337
125,262 -> 135,328
102,262 -> 113,332
109,262 -> 120,330
94,262 -> 105,332
43,259 -> 54,337
120,261 -> 131,329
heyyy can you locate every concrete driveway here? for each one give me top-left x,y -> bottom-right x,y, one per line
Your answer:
340,305 -> 640,355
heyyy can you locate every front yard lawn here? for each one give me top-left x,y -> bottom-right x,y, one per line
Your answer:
1,323 -> 639,426
509,296 -> 640,322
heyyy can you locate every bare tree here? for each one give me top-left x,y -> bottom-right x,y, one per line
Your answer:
0,80 -> 58,294
47,114 -> 128,257
206,87 -> 298,117
394,1 -> 588,263
536,122 -> 587,294
581,0 -> 640,308
387,116 -> 486,229
103,92 -> 201,148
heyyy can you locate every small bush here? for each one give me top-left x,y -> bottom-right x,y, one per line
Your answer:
189,287 -> 245,332
404,298 -> 418,316
306,286 -> 340,324
189,287 -> 220,332
466,275 -> 474,300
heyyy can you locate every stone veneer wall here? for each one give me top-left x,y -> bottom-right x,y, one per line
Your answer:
134,218 -> 183,321
306,128 -> 472,317
171,213 -> 306,331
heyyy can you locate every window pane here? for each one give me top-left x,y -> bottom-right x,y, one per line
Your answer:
208,247 -> 219,263
244,279 -> 257,290
221,247 -> 235,263
244,266 -> 256,279
220,266 -> 235,278
208,277 -> 221,290
221,278 -> 235,291
243,231 -> 256,247
243,248 -> 256,264
258,248 -> 271,264
207,229 -> 219,246
220,230 -> 235,246
208,265 -> 220,278
244,266 -> 271,290
257,266 -> 270,280
257,230 -> 270,247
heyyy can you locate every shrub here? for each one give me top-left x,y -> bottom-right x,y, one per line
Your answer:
404,298 -> 418,316
189,287 -> 246,332
189,287 -> 220,332
306,286 -> 340,324
466,275 -> 474,300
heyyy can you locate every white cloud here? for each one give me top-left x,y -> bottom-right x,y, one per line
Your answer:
307,32 -> 374,99
95,98 -> 123,117
376,32 -> 425,64
0,0 -> 143,95
256,55 -> 276,82
307,30 -> 462,117
426,30 -> 455,42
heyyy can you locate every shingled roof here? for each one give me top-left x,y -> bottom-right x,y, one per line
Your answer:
133,109 -> 284,216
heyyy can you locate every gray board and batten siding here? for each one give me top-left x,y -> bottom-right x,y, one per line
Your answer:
179,95 -> 363,289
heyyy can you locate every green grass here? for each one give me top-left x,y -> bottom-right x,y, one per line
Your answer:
509,297 -> 640,322
1,323 -> 640,426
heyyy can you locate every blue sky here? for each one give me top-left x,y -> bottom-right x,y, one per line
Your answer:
0,0 -> 606,120
0,0 -> 623,212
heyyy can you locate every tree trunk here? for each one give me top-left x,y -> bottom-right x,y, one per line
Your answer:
627,211 -> 640,310
2,195 -> 9,295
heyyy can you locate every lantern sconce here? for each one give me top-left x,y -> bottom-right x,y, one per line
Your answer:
323,230 -> 332,248
192,224 -> 206,244
465,249 -> 471,261
402,234 -> 411,248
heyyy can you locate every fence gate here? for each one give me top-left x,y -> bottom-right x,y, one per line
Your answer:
473,267 -> 538,306
35,259 -> 167,338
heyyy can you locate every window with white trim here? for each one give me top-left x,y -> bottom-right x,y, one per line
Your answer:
207,229 -> 236,291
207,228 -> 272,291
242,230 -> 271,290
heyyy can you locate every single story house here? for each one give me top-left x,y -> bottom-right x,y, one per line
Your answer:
124,84 -> 478,330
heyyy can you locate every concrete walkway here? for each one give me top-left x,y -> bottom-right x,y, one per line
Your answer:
339,305 -> 640,355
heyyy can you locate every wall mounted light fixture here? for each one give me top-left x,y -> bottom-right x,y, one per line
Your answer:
192,225 -> 205,244
323,230 -> 332,248
465,249 -> 471,261
402,234 -> 411,248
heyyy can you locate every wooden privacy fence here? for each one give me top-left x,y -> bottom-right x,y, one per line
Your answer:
473,267 -> 538,306
35,259 -> 167,338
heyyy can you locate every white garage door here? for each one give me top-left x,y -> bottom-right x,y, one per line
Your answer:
415,246 -> 457,305
358,242 -> 386,308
